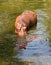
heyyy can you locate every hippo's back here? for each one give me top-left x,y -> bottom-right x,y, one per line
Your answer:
21,10 -> 37,27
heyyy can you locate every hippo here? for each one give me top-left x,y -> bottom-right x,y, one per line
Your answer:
15,10 -> 37,36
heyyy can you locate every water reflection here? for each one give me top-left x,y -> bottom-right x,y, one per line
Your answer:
14,35 -> 51,57
15,36 -> 27,49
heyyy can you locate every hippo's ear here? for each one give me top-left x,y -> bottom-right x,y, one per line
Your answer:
16,23 -> 21,29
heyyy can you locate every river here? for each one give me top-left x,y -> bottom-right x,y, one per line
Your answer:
0,0 -> 51,65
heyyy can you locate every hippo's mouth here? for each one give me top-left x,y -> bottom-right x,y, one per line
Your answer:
15,27 -> 27,36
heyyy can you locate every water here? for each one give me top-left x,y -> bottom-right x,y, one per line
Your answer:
0,0 -> 51,65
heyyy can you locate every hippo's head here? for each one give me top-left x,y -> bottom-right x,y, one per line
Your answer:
15,22 -> 27,36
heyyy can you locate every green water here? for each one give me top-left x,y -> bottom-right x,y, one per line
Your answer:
0,0 -> 51,65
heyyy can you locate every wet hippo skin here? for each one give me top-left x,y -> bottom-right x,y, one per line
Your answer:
15,10 -> 37,37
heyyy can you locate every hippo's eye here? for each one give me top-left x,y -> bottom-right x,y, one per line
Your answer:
22,27 -> 27,31
22,27 -> 26,29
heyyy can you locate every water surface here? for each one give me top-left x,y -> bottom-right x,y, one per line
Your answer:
0,0 -> 51,65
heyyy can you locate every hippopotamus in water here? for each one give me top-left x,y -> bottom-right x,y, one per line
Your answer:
15,10 -> 37,36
